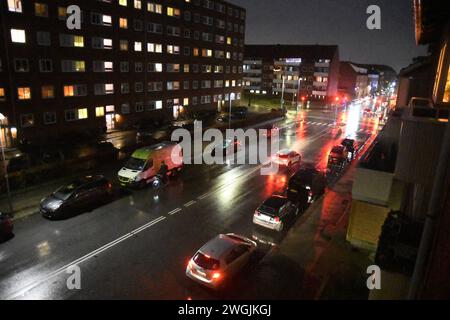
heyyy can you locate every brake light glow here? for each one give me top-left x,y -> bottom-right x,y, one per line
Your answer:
212,272 -> 222,280
274,217 -> 280,222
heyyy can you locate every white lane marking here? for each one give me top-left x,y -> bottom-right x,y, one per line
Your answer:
5,215 -> 166,300
184,200 -> 196,207
168,208 -> 182,215
197,193 -> 210,200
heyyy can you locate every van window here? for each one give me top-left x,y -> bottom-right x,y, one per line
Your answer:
125,157 -> 146,171
144,159 -> 153,171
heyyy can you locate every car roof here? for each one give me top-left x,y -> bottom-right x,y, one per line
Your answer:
277,149 -> 292,155
263,196 -> 288,209
71,175 -> 106,187
331,145 -> 345,152
199,234 -> 242,260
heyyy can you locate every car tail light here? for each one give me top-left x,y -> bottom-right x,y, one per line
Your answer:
187,260 -> 193,270
274,217 -> 280,222
212,272 -> 222,280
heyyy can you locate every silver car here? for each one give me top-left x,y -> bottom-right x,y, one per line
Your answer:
186,233 -> 257,289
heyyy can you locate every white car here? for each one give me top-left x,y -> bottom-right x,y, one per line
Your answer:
186,233 -> 257,289
272,149 -> 301,167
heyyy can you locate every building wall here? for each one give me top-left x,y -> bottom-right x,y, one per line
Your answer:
0,0 -> 245,145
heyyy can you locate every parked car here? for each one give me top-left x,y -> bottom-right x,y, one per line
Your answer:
328,145 -> 349,167
272,149 -> 301,168
0,213 -> 14,240
40,175 -> 113,220
216,113 -> 238,123
186,233 -> 257,289
95,141 -> 119,160
231,106 -> 248,118
136,123 -> 157,141
211,138 -> 241,157
288,165 -> 326,204
341,138 -> 357,160
253,196 -> 299,232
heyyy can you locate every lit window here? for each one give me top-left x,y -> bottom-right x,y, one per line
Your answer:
74,36 -> 84,47
134,0 -> 142,9
7,0 -> 22,13
17,87 -> 31,100
35,3 -> 48,17
134,41 -> 142,52
167,7 -> 180,17
58,7 -> 67,20
10,29 -> 26,43
0,88 -> 5,101
41,85 -> 54,99
78,108 -> 88,119
96,107 -> 105,117
148,3 -> 162,13
183,98 -> 189,106
119,18 -> 128,29
119,0 -> 127,6
120,40 -> 128,51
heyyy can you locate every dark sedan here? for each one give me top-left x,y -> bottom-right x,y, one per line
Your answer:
0,213 -> 14,240
288,165 -> 326,204
40,175 -> 113,220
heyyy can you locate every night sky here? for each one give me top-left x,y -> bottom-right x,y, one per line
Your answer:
228,0 -> 428,72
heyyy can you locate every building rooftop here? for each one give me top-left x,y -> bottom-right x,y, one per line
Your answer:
244,44 -> 339,61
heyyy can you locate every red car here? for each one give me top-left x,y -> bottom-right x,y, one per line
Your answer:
0,213 -> 14,240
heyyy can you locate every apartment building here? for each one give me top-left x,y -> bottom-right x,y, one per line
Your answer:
338,61 -> 370,100
243,45 -> 340,103
0,0 -> 246,146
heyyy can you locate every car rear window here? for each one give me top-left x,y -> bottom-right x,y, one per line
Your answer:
193,252 -> 220,270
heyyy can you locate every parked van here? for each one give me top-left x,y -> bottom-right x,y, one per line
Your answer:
118,142 -> 183,188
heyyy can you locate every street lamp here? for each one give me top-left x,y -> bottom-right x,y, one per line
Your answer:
228,92 -> 235,129
296,78 -> 302,119
280,75 -> 285,112
0,113 -> 13,213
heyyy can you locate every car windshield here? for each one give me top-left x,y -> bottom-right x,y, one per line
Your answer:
331,147 -> 343,154
125,157 -> 146,171
193,252 -> 220,270
54,183 -> 79,200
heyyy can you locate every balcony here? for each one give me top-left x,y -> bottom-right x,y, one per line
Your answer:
243,76 -> 262,82
314,71 -> 329,77
313,81 -> 328,87
314,62 -> 330,68
243,60 -> 262,65
243,69 -> 262,74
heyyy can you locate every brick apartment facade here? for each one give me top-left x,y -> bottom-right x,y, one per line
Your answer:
0,0 -> 246,146
243,45 -> 340,104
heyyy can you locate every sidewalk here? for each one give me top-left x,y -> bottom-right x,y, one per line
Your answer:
247,137 -> 377,300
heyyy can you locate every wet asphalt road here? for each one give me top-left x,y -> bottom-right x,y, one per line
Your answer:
0,102 -> 381,300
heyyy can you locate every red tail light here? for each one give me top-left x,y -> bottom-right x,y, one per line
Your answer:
274,217 -> 280,222
212,272 -> 222,280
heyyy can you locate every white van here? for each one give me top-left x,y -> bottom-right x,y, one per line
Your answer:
118,142 -> 183,188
